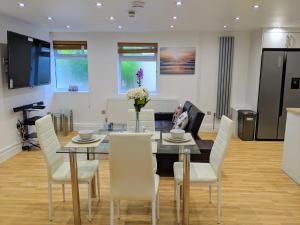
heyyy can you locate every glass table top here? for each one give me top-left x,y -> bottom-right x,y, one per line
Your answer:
57,124 -> 201,155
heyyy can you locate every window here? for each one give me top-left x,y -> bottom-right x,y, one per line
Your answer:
118,42 -> 158,94
53,41 -> 88,91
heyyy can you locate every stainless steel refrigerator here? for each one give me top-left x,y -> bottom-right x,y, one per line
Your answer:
256,50 -> 300,140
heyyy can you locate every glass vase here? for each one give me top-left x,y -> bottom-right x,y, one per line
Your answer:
135,111 -> 140,132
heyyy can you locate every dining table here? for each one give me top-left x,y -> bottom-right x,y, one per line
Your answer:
57,126 -> 199,225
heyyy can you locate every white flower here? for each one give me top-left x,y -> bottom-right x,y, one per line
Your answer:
127,87 -> 150,100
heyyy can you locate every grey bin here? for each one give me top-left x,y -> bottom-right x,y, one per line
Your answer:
238,110 -> 257,141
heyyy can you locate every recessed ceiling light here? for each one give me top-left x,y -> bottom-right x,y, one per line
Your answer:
96,2 -> 103,7
47,17 -> 53,21
170,25 -> 174,28
235,17 -> 240,21
223,25 -> 227,29
253,4 -> 260,9
176,1 -> 182,7
109,16 -> 115,21
66,25 -> 71,29
18,2 -> 25,8
118,25 -> 122,29
173,16 -> 177,20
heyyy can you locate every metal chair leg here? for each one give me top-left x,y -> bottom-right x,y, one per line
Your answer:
48,182 -> 53,221
110,199 -> 114,225
152,199 -> 156,225
62,184 -> 65,202
176,183 -> 181,224
217,182 -> 221,224
88,182 -> 92,222
96,170 -> 100,202
209,185 -> 212,204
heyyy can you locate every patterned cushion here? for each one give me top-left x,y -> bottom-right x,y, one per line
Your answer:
173,111 -> 189,129
172,105 -> 183,124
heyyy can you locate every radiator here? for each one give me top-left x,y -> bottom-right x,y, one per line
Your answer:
106,98 -> 179,123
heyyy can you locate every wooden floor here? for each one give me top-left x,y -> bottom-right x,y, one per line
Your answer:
0,132 -> 299,225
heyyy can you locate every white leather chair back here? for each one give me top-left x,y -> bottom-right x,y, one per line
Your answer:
35,115 -> 64,180
127,109 -> 155,132
209,116 -> 233,177
109,133 -> 154,200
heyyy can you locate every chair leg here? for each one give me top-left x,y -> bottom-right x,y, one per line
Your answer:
156,192 -> 160,219
174,179 -> 177,201
117,200 -> 120,219
110,199 -> 114,225
209,185 -> 212,204
217,182 -> 221,224
176,183 -> 181,224
48,182 -> 53,221
96,169 -> 100,202
62,184 -> 65,202
152,199 -> 156,225
88,182 -> 92,222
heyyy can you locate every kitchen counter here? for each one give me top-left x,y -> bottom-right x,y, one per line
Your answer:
282,108 -> 300,185
287,108 -> 300,116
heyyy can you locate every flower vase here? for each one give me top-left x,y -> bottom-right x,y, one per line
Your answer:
135,111 -> 140,132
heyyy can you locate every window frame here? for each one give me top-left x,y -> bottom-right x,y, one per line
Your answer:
117,43 -> 158,95
53,49 -> 89,92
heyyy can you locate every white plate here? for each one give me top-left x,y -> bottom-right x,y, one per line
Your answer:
164,136 -> 191,143
72,135 -> 102,144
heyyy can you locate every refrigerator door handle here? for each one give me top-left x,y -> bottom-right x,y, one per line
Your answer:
278,55 -> 287,117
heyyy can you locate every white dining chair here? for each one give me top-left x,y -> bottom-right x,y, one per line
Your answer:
127,108 -> 157,173
173,115 -> 233,224
109,133 -> 160,225
127,109 -> 155,132
35,115 -> 100,222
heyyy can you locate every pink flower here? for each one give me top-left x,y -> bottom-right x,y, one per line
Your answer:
136,68 -> 143,87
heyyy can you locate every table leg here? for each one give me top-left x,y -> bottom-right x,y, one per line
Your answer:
182,149 -> 190,225
69,151 -> 82,225
63,114 -> 68,136
87,147 -> 97,198
179,145 -> 184,161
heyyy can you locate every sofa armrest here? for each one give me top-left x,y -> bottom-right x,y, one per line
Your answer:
155,112 -> 174,121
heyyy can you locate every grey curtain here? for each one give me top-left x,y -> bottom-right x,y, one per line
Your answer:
216,36 -> 234,119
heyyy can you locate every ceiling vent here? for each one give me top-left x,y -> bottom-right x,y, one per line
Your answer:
131,0 -> 145,8
128,9 -> 136,18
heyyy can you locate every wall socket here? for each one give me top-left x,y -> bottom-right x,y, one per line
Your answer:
207,111 -> 212,115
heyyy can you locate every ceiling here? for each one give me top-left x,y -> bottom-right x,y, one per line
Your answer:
0,0 -> 300,32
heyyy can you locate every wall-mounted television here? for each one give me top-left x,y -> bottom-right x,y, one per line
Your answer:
7,31 -> 51,89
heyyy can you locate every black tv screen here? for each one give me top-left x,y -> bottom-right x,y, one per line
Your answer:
7,31 -> 51,89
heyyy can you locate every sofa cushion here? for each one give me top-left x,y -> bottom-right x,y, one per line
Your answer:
183,101 -> 193,113
184,103 -> 205,139
155,120 -> 173,132
172,105 -> 183,123
173,111 -> 189,129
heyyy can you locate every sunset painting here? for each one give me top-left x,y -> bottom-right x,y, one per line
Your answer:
160,47 -> 196,74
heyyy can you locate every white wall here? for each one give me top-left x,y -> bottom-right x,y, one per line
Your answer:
246,30 -> 263,110
0,13 -> 52,162
51,31 -> 252,130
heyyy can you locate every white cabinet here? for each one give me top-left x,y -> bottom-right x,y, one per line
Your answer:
282,109 -> 300,185
263,32 -> 288,48
263,32 -> 300,48
289,33 -> 300,48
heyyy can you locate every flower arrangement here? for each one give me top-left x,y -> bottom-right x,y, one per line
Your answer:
127,68 -> 150,113
127,86 -> 150,111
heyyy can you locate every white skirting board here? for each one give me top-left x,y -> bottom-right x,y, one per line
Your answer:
0,143 -> 22,164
